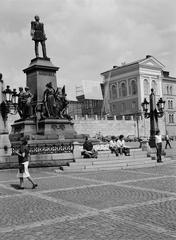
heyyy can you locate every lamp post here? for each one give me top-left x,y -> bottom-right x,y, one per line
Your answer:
133,110 -> 142,141
0,75 -> 19,157
141,88 -> 165,147
1,85 -> 19,124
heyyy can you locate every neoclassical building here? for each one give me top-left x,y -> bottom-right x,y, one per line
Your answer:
162,71 -> 176,136
101,55 -> 176,136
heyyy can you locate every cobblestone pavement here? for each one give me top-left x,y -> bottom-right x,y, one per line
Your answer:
1,162 -> 176,239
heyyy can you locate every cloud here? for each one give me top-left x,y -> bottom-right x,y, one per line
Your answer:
0,0 -> 176,99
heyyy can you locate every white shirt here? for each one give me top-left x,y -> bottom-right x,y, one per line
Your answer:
116,139 -> 125,148
109,140 -> 116,148
155,134 -> 162,144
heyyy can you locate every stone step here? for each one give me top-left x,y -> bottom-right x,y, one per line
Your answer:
71,157 -> 150,167
75,154 -> 149,162
59,162 -> 155,172
59,159 -> 172,173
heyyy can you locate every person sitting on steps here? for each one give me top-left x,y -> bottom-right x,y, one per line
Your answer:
116,135 -> 130,156
109,136 -> 119,156
81,137 -> 98,158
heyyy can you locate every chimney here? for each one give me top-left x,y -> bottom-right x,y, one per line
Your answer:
146,55 -> 152,58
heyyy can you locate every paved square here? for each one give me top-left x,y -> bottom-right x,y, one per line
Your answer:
123,176 -> 176,193
0,213 -> 175,240
128,163 -> 176,176
1,164 -> 176,240
115,199 -> 176,234
72,169 -> 158,182
0,195 -> 81,228
45,184 -> 171,210
0,186 -> 21,196
4,175 -> 101,191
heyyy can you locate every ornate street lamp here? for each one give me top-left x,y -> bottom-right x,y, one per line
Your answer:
141,88 -> 165,147
1,85 -> 19,123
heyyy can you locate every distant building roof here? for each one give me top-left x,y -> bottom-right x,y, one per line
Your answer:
101,55 -> 165,76
76,80 -> 103,100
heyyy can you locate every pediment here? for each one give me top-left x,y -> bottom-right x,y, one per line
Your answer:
140,56 -> 165,69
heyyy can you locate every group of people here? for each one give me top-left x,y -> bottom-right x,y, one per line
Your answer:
18,87 -> 33,120
43,82 -> 70,119
109,135 -> 130,156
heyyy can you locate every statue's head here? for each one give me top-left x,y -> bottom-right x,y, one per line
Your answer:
25,86 -> 30,91
46,82 -> 52,88
34,15 -> 40,21
19,87 -> 23,92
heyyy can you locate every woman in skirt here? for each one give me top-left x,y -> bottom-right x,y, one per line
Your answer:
16,138 -> 38,189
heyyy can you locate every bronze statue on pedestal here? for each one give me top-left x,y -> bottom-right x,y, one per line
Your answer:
31,15 -> 48,59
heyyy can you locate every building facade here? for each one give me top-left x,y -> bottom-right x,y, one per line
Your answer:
101,55 -> 176,137
162,71 -> 176,136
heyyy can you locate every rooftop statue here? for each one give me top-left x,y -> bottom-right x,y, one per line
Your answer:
31,15 -> 48,59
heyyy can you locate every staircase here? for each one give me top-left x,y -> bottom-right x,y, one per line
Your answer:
57,149 -> 171,172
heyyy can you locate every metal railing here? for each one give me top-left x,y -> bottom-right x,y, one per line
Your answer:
12,142 -> 74,155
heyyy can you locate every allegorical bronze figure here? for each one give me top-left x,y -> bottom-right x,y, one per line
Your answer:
31,15 -> 48,58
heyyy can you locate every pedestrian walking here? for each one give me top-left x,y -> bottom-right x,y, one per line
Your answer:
155,130 -> 163,163
16,138 -> 38,189
165,133 -> 172,149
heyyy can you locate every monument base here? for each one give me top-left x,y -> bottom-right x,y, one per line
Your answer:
38,119 -> 77,140
9,118 -> 77,143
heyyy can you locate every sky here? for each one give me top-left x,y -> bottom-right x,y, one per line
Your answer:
0,0 -> 176,100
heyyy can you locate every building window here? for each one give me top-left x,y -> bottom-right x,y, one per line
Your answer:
167,86 -> 169,94
169,114 -> 174,123
151,80 -> 157,94
168,100 -> 173,109
144,79 -> 149,95
120,82 -> 127,97
121,102 -> 125,113
132,101 -> 136,110
170,86 -> 173,95
111,84 -> 117,99
132,80 -> 137,95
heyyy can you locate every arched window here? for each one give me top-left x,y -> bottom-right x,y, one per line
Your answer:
171,100 -> 173,109
112,103 -> 116,114
121,82 -> 127,97
167,86 -> 169,94
151,80 -> 157,94
111,84 -> 117,99
169,114 -> 174,123
144,79 -> 149,95
170,86 -> 173,95
131,80 -> 137,95
168,100 -> 171,109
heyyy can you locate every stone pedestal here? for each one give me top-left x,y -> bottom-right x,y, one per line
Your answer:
23,57 -> 59,104
9,119 -> 37,142
9,118 -> 77,143
38,119 -> 77,140
0,132 -> 12,159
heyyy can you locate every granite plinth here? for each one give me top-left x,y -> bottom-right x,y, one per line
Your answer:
23,57 -> 59,103
38,119 -> 76,140
9,119 -> 37,142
